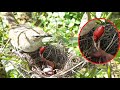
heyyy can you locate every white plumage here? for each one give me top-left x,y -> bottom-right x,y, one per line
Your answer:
9,24 -> 52,52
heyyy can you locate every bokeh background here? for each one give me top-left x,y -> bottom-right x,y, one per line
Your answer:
0,12 -> 120,78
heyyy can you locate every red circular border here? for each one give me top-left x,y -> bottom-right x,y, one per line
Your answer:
78,18 -> 119,64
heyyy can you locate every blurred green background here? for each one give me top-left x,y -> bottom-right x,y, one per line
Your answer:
0,12 -> 120,78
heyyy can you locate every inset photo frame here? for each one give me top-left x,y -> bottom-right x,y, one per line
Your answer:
78,18 -> 119,64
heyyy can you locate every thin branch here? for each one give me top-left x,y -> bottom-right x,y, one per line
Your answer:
11,12 -> 19,24
105,33 -> 117,51
1,39 -> 11,52
49,60 -> 84,78
106,37 -> 118,52
106,12 -> 113,20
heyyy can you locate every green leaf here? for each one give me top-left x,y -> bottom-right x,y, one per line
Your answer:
114,19 -> 120,30
75,20 -> 80,24
68,22 -> 74,28
107,65 -> 111,78
7,69 -> 19,78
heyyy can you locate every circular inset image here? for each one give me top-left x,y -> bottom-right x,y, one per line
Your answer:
78,18 -> 119,64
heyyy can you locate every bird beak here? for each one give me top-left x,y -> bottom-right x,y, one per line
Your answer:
33,34 -> 52,38
42,34 -> 52,37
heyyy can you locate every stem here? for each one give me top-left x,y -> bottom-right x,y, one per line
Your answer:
1,39 -> 11,52
11,12 -> 19,24
88,65 -> 96,78
86,12 -> 91,20
106,12 -> 113,20
107,62 -> 111,78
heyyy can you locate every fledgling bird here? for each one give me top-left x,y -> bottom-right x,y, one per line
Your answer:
39,47 -> 55,69
9,24 -> 52,52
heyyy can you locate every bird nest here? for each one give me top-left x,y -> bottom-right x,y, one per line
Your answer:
79,22 -> 119,64
13,44 -> 86,78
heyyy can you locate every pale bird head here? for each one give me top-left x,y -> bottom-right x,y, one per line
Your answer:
25,27 -> 52,42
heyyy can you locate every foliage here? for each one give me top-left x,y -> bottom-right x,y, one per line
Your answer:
0,12 -> 120,78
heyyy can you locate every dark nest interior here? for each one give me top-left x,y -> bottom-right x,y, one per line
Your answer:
13,44 -> 86,78
79,22 -> 119,64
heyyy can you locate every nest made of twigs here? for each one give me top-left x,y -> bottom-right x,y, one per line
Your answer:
13,43 -> 86,78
